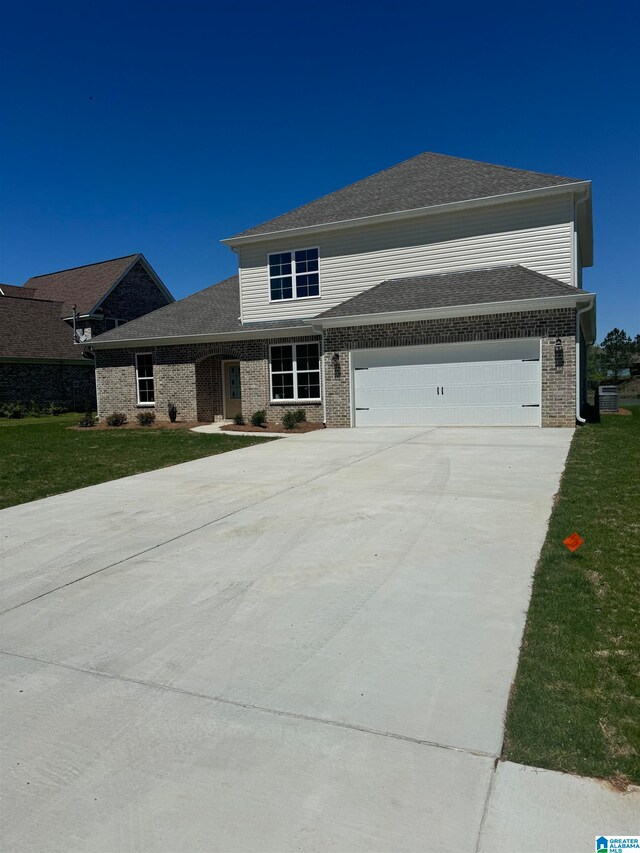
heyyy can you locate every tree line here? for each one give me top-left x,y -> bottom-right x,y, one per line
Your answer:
588,329 -> 640,387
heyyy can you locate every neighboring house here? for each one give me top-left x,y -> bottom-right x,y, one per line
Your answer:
90,153 -> 596,428
0,254 -> 173,408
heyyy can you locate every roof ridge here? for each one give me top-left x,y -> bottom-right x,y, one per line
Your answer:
419,151 -> 583,183
25,253 -> 140,282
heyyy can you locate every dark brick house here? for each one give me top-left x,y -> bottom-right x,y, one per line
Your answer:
90,154 -> 596,428
0,255 -> 173,408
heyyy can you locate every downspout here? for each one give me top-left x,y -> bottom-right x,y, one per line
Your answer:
575,299 -> 594,424
311,323 -> 327,426
320,327 -> 327,426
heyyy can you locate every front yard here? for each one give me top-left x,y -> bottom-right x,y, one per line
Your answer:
504,409 -> 640,784
0,414 -> 273,510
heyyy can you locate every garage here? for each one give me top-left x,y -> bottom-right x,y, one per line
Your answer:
351,339 -> 541,427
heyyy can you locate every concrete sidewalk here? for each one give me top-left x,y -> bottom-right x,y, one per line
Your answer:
1,426 -> 636,851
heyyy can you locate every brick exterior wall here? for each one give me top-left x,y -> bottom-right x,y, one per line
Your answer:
95,308 -> 577,428
323,308 -> 577,428
0,361 -> 96,409
80,261 -> 171,339
95,335 -> 323,424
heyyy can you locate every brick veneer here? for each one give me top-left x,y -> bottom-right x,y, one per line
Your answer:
96,308 -> 577,428
0,361 -> 96,408
322,308 -> 577,428
95,335 -> 323,423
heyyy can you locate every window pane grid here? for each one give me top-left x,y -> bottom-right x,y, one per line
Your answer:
136,354 -> 155,404
270,343 -> 321,401
269,248 -> 319,301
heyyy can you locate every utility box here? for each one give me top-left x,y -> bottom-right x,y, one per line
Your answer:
599,385 -> 619,412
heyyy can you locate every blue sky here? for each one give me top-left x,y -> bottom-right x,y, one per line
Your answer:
1,0 -> 638,339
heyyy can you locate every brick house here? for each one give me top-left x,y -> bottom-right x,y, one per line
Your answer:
0,254 -> 173,408
90,154 -> 596,428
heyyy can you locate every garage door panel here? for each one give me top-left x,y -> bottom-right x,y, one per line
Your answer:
352,341 -> 541,427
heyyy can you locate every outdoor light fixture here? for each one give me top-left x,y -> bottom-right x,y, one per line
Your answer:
555,337 -> 563,353
332,352 -> 340,364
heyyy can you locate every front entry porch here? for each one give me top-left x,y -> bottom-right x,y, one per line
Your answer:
195,354 -> 242,422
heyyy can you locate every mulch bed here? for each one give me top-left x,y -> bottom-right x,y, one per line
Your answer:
221,421 -> 324,434
68,421 -> 199,431
602,408 -> 632,416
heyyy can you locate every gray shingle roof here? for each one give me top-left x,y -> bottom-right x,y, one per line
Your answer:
91,275 -> 310,345
317,266 -> 591,320
231,152 -> 585,239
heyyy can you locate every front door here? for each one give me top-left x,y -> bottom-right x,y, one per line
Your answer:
223,361 -> 242,419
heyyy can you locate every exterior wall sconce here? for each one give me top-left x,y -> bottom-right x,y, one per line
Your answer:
331,351 -> 341,379
555,337 -> 563,354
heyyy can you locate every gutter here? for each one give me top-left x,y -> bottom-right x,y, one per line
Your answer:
311,292 -> 595,330
89,324 -> 318,350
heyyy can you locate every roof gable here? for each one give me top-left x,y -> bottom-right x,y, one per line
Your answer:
229,152 -> 586,240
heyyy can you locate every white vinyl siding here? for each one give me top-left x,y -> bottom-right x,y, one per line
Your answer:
238,194 -> 575,323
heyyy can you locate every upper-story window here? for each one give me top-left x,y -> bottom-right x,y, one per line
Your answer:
268,248 -> 320,301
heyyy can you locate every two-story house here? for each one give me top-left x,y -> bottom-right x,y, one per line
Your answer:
0,254 -> 173,409
90,153 -> 595,428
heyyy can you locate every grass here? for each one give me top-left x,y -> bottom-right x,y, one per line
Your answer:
503,409 -> 640,784
0,413 -> 274,510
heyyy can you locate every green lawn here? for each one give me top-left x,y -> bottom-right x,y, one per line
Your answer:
0,414 -> 274,510
503,409 -> 640,784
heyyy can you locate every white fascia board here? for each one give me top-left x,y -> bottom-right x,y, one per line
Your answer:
221,182 -> 592,247
90,325 -> 317,350
311,293 -> 596,330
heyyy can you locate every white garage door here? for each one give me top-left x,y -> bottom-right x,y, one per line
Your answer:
352,339 -> 541,427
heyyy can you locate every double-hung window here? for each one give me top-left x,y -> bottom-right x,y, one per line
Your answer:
270,343 -> 321,401
135,352 -> 155,404
268,248 -> 319,301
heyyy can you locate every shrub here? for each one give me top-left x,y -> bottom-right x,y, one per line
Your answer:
250,409 -> 267,427
26,400 -> 43,417
136,411 -> 156,426
46,403 -> 66,416
282,410 -> 298,430
77,404 -> 95,428
233,413 -> 245,425
293,408 -> 306,423
168,402 -> 177,423
5,403 -> 26,419
106,412 -> 128,427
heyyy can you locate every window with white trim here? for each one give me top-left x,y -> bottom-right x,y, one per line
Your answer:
268,248 -> 319,301
270,343 -> 321,400
135,353 -> 155,404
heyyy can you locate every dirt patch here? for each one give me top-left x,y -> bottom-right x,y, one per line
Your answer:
69,421 -> 199,431
602,408 -> 632,416
221,421 -> 325,435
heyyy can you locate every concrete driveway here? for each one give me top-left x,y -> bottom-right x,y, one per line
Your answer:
1,426 -> 573,852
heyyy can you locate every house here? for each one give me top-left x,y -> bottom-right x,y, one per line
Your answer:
89,153 -> 596,428
0,254 -> 173,408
